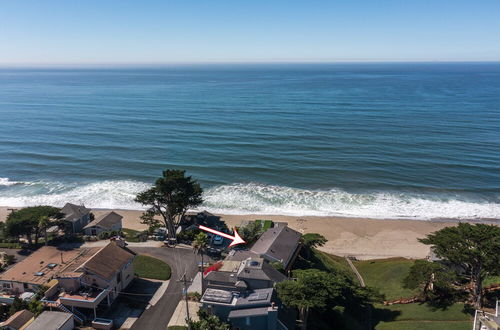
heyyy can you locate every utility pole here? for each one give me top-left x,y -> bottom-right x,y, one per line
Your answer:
178,271 -> 192,329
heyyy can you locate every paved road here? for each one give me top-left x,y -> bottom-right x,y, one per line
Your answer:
129,246 -> 199,330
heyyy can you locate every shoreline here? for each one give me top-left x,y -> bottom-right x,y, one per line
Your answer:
1,206 -> 497,260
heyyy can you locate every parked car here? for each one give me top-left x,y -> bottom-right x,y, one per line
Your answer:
213,235 -> 223,245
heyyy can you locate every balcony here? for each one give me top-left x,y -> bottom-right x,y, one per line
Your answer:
44,286 -> 109,309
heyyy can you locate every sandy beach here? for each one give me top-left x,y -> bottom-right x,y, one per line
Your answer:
1,206 -> 474,260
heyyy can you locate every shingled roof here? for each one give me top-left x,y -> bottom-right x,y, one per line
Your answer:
61,203 -> 90,222
250,223 -> 301,269
0,309 -> 34,329
84,211 -> 122,230
80,242 -> 135,281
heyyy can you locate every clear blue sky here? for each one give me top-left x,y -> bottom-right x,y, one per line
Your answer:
1,0 -> 499,65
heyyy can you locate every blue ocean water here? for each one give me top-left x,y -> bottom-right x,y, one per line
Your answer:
0,63 -> 499,219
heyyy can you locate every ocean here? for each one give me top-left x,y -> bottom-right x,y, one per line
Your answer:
0,63 -> 499,220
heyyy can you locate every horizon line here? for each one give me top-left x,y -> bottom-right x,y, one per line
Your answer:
1,59 -> 500,69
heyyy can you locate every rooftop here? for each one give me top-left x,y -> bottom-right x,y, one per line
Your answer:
80,241 -> 135,281
236,257 -> 287,283
0,309 -> 34,329
250,222 -> 301,268
84,211 -> 122,230
0,246 -> 100,285
202,287 -> 274,307
61,203 -> 90,222
228,306 -> 274,318
24,311 -> 72,330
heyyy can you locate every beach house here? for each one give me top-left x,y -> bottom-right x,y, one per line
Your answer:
61,203 -> 91,234
24,311 -> 74,330
0,241 -> 135,322
249,223 -> 302,271
83,211 -> 123,236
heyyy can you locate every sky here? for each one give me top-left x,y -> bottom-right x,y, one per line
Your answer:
1,0 -> 499,65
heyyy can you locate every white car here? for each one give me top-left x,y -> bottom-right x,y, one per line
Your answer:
213,235 -> 223,245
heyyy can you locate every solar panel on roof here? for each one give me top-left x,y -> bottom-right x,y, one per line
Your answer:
248,292 -> 269,301
203,290 -> 233,304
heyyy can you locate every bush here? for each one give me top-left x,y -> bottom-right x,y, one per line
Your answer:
177,229 -> 201,242
188,292 -> 201,301
98,231 -> 110,240
4,254 -> 16,266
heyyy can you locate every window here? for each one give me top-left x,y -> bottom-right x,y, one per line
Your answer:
246,317 -> 251,326
23,283 -> 29,289
117,272 -> 122,284
2,283 -> 11,289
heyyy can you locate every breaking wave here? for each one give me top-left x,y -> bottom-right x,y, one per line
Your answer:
0,179 -> 499,220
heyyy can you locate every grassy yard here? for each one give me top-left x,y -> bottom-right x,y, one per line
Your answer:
0,242 -> 22,249
353,258 -> 417,300
317,251 -> 354,278
133,255 -> 171,280
351,257 -> 473,329
374,303 -> 472,330
484,275 -> 500,287
122,228 -> 142,243
254,219 -> 273,231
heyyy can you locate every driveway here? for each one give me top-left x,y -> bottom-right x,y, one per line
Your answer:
129,246 -> 199,330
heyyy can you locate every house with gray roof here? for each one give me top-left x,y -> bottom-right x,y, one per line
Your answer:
61,203 -> 91,234
201,287 -> 291,330
24,311 -> 74,330
83,211 -> 123,236
250,223 -> 302,270
205,257 -> 286,292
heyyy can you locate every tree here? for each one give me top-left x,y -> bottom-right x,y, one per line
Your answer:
301,233 -> 327,258
38,215 -> 51,246
238,221 -> 264,245
8,297 -> 27,316
419,223 -> 500,308
135,170 -> 203,242
188,308 -> 229,330
27,299 -> 44,316
193,232 -> 209,293
6,206 -> 62,245
403,260 -> 456,300
277,269 -> 342,330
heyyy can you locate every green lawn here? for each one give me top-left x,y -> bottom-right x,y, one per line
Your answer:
294,249 -> 355,280
0,242 -> 22,249
262,220 -> 273,230
317,251 -> 355,278
122,228 -> 142,243
484,275 -> 500,287
133,255 -> 171,280
354,258 -> 417,300
352,258 -> 474,330
374,303 -> 473,330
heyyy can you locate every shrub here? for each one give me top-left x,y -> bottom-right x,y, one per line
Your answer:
98,231 -> 110,240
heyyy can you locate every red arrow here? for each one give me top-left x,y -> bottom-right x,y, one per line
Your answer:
198,225 -> 246,248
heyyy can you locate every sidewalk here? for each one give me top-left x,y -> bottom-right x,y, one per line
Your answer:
167,300 -> 200,328
82,240 -> 164,248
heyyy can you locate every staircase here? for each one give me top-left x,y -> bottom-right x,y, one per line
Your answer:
45,301 -> 84,324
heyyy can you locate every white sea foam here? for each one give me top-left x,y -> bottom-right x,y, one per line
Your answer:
0,180 -> 499,220
0,179 -> 150,210
202,183 -> 500,220
0,178 -> 21,186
